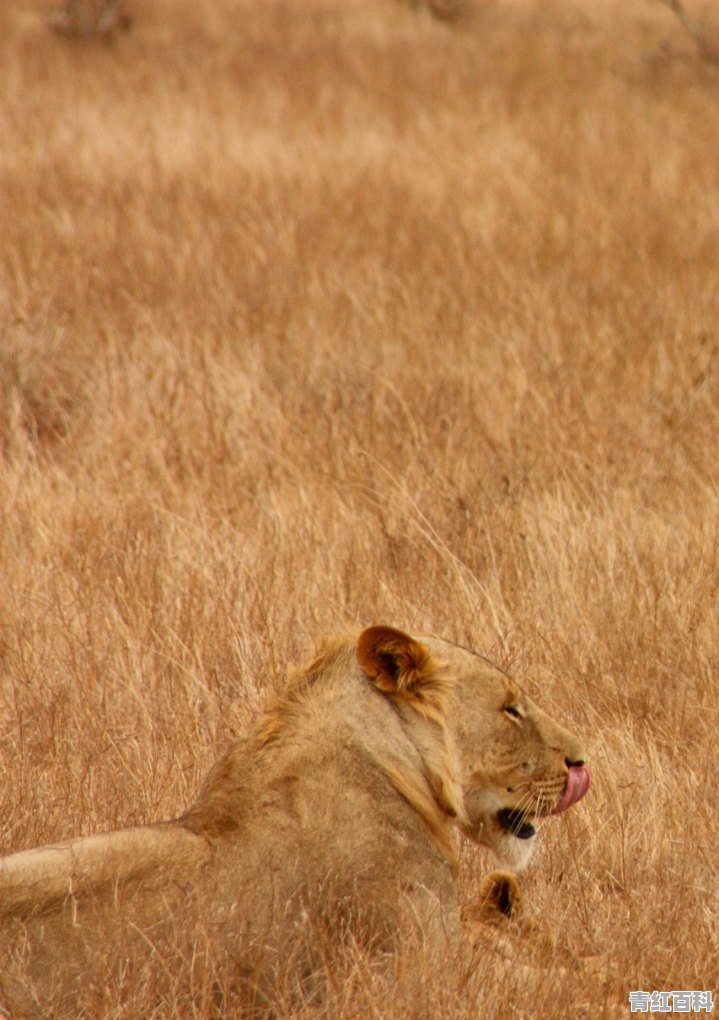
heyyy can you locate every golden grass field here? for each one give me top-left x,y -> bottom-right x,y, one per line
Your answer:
1,0 -> 718,1015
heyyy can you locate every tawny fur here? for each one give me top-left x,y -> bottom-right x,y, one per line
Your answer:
0,625 -> 587,1017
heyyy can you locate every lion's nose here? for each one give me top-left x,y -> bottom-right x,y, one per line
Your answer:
565,756 -> 585,769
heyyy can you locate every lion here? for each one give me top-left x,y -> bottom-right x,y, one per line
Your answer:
0,625 -> 590,1016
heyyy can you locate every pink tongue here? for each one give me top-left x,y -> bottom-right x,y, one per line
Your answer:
552,765 -> 591,815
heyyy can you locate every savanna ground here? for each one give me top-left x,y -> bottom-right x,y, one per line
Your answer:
1,0 -> 718,1015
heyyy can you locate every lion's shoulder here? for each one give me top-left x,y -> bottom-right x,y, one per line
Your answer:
180,630 -> 463,871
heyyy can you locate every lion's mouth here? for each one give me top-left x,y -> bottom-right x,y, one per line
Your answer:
496,766 -> 591,838
552,764 -> 591,815
496,808 -> 536,840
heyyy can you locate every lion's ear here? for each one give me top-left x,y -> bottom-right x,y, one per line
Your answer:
462,871 -> 522,924
356,626 -> 435,695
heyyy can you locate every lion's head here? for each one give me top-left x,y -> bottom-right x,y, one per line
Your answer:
357,627 -> 590,872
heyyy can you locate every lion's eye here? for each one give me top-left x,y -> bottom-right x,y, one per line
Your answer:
504,705 -> 522,720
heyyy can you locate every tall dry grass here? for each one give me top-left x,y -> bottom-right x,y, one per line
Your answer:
1,0 -> 718,1014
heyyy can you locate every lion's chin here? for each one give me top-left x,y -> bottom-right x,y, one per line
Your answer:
492,827 -> 538,870
460,812 -> 539,872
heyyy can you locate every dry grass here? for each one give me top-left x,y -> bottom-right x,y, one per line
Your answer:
1,0 -> 718,1014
